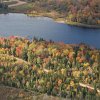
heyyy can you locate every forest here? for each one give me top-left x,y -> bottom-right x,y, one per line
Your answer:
0,0 -> 100,99
0,36 -> 100,99
26,0 -> 100,25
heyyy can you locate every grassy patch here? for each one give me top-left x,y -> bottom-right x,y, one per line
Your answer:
10,3 -> 33,13
4,1 -> 18,5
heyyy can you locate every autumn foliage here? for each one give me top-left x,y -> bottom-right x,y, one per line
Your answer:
0,36 -> 100,99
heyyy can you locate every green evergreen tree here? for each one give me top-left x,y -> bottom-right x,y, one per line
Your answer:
22,48 -> 28,61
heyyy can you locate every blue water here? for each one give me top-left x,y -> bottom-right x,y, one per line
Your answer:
0,13 -> 100,48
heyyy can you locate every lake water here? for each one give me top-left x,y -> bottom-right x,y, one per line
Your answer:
0,13 -> 100,48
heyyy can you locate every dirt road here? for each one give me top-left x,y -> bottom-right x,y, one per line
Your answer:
8,0 -> 27,7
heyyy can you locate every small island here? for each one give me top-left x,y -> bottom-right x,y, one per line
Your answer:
0,36 -> 100,99
0,0 -> 100,28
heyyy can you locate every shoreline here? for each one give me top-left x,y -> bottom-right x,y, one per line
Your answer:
0,11 -> 100,28
0,36 -> 97,49
55,20 -> 100,28
27,13 -> 100,29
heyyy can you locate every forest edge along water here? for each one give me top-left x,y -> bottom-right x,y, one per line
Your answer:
0,13 -> 100,49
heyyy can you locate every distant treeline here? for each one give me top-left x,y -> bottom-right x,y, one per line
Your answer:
27,0 -> 100,25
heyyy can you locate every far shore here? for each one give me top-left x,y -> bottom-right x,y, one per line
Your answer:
27,13 -> 100,29
0,0 -> 100,29
0,11 -> 100,28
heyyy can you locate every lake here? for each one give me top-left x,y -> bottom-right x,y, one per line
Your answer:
0,13 -> 100,48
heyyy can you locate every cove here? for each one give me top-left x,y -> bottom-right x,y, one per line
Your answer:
0,13 -> 100,48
